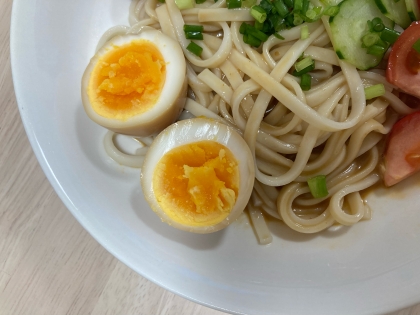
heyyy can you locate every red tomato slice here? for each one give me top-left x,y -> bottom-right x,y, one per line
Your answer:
387,22 -> 420,99
383,111 -> 420,186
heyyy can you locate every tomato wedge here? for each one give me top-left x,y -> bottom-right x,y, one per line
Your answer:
387,22 -> 420,99
383,111 -> 420,186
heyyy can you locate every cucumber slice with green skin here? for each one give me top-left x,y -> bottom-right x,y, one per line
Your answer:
330,0 -> 394,70
374,0 -> 411,28
405,0 -> 420,21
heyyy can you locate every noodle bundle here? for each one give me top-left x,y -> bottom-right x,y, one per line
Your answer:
99,0 -> 416,242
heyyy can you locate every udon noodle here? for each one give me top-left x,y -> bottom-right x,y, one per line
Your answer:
99,0 -> 416,243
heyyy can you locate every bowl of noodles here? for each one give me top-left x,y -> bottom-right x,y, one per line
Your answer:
10,0 -> 420,314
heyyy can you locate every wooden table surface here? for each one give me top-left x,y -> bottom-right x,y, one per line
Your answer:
1,0 -> 420,314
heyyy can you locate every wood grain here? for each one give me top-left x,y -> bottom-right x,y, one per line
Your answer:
0,0 -> 419,314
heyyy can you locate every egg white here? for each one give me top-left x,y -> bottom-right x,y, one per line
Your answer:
81,30 -> 187,136
141,118 -> 255,234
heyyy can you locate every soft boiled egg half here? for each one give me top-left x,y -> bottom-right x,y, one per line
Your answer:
141,118 -> 255,233
81,30 -> 187,136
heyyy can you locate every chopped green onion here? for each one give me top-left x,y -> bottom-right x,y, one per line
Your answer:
184,25 -> 204,32
273,0 -> 289,18
380,27 -> 400,44
185,31 -> 203,40
158,0 -> 165,3
248,27 -> 269,41
301,25 -> 309,40
367,20 -> 374,32
293,61 -> 315,76
300,73 -> 311,91
294,0 -> 303,11
239,22 -> 249,34
413,39 -> 420,54
175,0 -> 194,9
293,13 -> 304,26
302,0 -> 310,13
283,0 -> 293,8
251,5 -> 267,23
284,14 -> 295,26
187,42 -> 203,56
371,17 -> 385,32
323,6 -> 339,16
242,0 -> 256,8
195,0 -> 206,4
273,33 -> 285,39
254,20 -> 263,30
227,0 -> 241,9
364,84 -> 386,100
306,7 -> 322,20
307,175 -> 328,198
243,34 -> 262,47
295,57 -> 313,72
362,33 -> 381,47
367,44 -> 385,56
259,0 -> 273,13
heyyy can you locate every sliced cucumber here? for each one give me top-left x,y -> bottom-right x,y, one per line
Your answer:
406,0 -> 420,21
374,0 -> 411,28
329,0 -> 394,70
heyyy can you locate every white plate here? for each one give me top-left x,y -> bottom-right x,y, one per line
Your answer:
10,1 -> 420,314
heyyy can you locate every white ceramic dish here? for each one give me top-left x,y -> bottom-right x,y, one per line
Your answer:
10,0 -> 420,314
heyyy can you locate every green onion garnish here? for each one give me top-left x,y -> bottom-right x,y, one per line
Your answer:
294,13 -> 304,26
367,44 -> 385,56
295,57 -> 313,72
254,20 -> 263,30
158,0 -> 165,3
413,39 -> 420,54
364,84 -> 385,100
227,0 -> 241,9
302,0 -> 310,13
300,73 -> 311,91
294,0 -> 303,10
301,25 -> 309,40
306,9 -> 316,19
307,175 -> 328,198
259,0 -> 273,13
293,62 -> 315,76
273,0 -> 289,18
371,17 -> 385,32
195,0 -> 206,3
175,0 -> 194,9
251,5 -> 267,23
380,27 -> 400,44
273,33 -> 285,39
185,31 -> 203,40
239,22 -> 249,34
243,34 -> 262,47
362,33 -> 381,47
184,25 -> 204,32
323,6 -> 339,17
187,42 -> 203,56
248,27 -> 269,41
283,0 -> 293,8
242,0 -> 257,8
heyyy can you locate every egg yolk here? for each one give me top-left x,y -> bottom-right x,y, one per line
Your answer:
88,39 -> 166,120
153,141 -> 239,227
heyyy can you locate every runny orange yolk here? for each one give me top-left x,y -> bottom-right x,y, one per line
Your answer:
88,39 -> 166,120
153,141 -> 239,227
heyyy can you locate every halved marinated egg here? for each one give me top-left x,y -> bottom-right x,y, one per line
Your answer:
81,30 -> 187,136
141,118 -> 255,233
